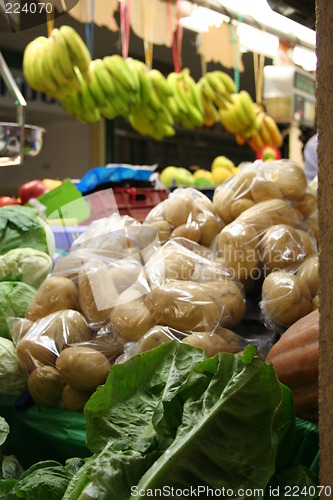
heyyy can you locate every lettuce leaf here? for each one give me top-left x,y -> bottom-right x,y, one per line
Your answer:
135,354 -> 286,498
64,342 -> 294,500
0,206 -> 54,257
0,459 -> 85,500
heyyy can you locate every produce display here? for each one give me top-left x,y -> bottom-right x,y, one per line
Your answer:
0,6 -> 322,495
7,210 -> 254,409
0,344 -> 318,499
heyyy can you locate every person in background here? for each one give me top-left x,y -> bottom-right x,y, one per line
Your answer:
304,133 -> 318,183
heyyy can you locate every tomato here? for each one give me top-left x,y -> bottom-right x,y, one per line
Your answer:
18,180 -> 48,205
0,196 -> 20,206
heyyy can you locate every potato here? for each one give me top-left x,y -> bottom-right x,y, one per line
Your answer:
231,170 -> 256,198
138,326 -> 173,353
78,264 -> 118,326
108,260 -> 142,294
230,199 -> 255,219
25,276 -> 78,322
146,281 -> 221,332
208,280 -> 246,328
164,195 -> 194,227
217,222 -> 260,281
260,225 -> 305,272
312,295 -> 319,310
214,327 -> 242,352
239,199 -> 296,227
296,229 -> 317,257
290,207 -> 304,223
53,252 -> 84,281
261,271 -> 312,327
182,328 -> 240,356
296,255 -> 319,297
195,211 -> 222,246
56,346 -> 111,392
110,290 -> 155,341
275,162 -> 307,201
194,197 -> 215,214
146,220 -> 172,243
61,384 -> 92,412
250,180 -> 283,203
170,222 -> 201,243
17,338 -> 57,372
163,250 -> 196,281
213,187 -> 235,224
11,318 -> 32,343
27,366 -> 64,407
294,193 -> 317,218
304,217 -> 319,242
145,202 -> 165,223
33,310 -> 91,351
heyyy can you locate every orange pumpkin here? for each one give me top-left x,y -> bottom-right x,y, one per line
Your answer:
266,309 -> 319,422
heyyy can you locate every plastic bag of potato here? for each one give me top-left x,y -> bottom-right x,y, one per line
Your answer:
144,187 -> 224,247
116,324 -> 243,364
211,195 -> 318,293
212,160 -> 318,237
259,253 -> 319,332
12,311 -> 124,411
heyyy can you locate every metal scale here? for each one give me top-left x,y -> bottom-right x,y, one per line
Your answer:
0,50 -> 45,167
263,65 -> 316,129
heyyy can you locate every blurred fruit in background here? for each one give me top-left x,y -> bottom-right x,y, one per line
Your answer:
0,196 -> 20,207
256,145 -> 282,161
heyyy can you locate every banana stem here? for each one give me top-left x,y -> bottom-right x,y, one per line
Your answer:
46,0 -> 54,37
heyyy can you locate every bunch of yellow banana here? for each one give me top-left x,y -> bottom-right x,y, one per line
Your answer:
245,105 -> 283,152
167,69 -> 204,129
23,26 -> 91,100
219,91 -> 258,140
197,71 -> 235,127
128,63 -> 176,140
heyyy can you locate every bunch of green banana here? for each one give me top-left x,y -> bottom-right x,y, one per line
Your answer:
219,90 -> 258,140
128,64 -> 176,140
167,69 -> 204,129
23,26 -> 91,100
197,71 -> 235,127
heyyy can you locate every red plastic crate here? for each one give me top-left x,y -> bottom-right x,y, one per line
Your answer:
82,187 -> 168,224
114,187 -> 168,222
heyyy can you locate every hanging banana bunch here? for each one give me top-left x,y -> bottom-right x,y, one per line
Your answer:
23,26 -> 91,101
197,71 -> 235,127
167,69 -> 205,129
245,104 -> 283,151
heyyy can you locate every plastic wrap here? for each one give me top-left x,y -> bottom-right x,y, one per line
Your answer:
144,187 -> 224,246
116,324 -> 244,364
211,196 -> 318,291
259,254 -> 319,332
213,160 -> 317,226
12,310 -> 123,411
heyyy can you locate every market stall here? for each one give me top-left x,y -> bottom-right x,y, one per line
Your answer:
0,0 -> 327,497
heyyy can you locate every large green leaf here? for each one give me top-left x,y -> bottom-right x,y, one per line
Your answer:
135,354 -> 288,499
84,341 -> 207,454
